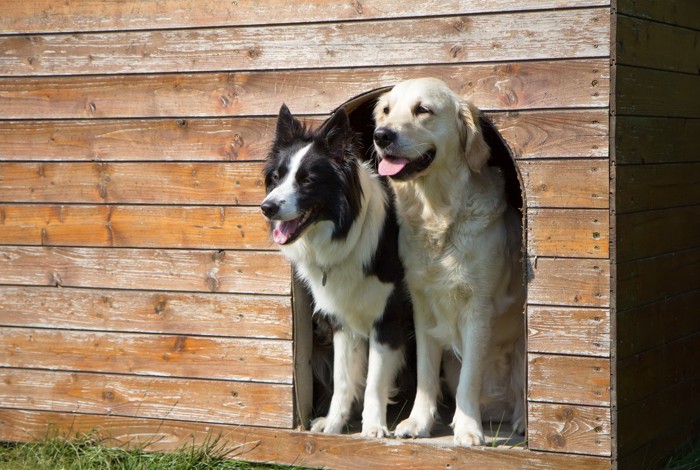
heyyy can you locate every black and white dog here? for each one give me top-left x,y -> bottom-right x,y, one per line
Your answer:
261,104 -> 413,437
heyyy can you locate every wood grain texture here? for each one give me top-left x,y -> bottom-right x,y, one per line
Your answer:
0,10 -> 610,76
615,117 -> 700,165
0,118 -> 274,162
0,162 -> 265,206
616,163 -> 700,213
528,354 -> 611,406
617,289 -> 700,358
617,0 -> 700,30
0,110 -> 609,162
0,60 -> 610,119
0,328 -> 293,384
528,306 -> 610,357
527,209 -> 609,258
616,66 -> 700,118
0,0 -> 611,34
616,247 -> 700,311
0,205 -> 272,250
617,375 -> 700,458
519,160 -> 609,209
528,402 -> 611,456
527,257 -> 610,307
617,206 -> 700,261
0,369 -> 293,428
0,286 -> 292,340
473,110 -> 609,159
616,15 -> 700,73
617,333 -> 700,408
0,246 -> 291,295
0,410 -> 613,469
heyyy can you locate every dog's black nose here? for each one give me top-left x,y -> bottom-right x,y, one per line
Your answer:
373,127 -> 396,149
261,200 -> 279,218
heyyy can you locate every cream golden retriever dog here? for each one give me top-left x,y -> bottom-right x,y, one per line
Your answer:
373,77 -> 525,446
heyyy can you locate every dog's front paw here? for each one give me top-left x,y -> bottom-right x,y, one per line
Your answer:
394,417 -> 432,439
361,423 -> 390,439
310,416 -> 344,434
453,422 -> 485,446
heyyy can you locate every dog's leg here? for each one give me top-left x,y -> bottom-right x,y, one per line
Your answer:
510,335 -> 526,435
361,334 -> 404,438
395,309 -> 441,439
452,301 -> 492,446
311,328 -> 367,434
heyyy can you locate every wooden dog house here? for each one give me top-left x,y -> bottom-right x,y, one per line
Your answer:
1,2 -> 698,468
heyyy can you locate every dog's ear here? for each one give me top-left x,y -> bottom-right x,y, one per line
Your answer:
317,108 -> 353,160
274,103 -> 306,145
458,99 -> 490,174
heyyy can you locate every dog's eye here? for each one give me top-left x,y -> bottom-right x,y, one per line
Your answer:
269,170 -> 280,183
382,106 -> 390,115
414,104 -> 433,116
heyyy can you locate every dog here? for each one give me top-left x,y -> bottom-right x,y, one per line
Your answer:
261,104 -> 413,437
372,77 -> 525,446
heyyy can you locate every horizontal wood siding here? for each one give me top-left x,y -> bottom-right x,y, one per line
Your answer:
614,1 -> 700,466
0,1 -> 614,466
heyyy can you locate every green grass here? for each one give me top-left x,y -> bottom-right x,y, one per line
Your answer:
0,433 -> 299,470
664,439 -> 700,470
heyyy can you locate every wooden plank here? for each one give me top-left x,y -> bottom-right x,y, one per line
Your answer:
0,410 -> 613,469
618,0 -> 700,31
0,369 -> 293,428
519,160 -> 609,209
0,9 -> 610,76
527,306 -> 610,357
0,110 -> 609,162
528,402 -> 611,456
0,0 -> 611,34
0,286 -> 292,340
0,60 -> 610,119
0,118 -> 273,162
0,162 -> 265,205
493,111 -> 609,160
0,204 -> 272,250
616,15 -> 700,73
616,163 -> 700,213
528,354 -> 610,406
615,117 -> 700,165
0,246 -> 291,295
616,66 -> 700,118
0,327 -> 293,384
617,247 -> 700,311
617,206 -> 700,262
617,289 -> 700,358
617,375 -> 700,458
617,418 -> 700,470
527,209 -> 609,258
527,258 -> 610,307
617,332 -> 700,408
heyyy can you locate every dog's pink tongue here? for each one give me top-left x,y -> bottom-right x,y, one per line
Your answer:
378,158 -> 409,176
272,219 -> 299,245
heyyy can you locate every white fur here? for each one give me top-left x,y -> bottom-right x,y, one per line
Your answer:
374,77 -> 526,445
264,144 -> 310,221
280,158 -> 402,437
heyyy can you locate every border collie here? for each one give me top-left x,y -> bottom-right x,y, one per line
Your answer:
261,104 -> 413,437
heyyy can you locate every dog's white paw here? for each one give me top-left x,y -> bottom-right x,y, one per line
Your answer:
310,416 -> 344,434
453,422 -> 485,446
361,423 -> 390,439
394,417 -> 432,439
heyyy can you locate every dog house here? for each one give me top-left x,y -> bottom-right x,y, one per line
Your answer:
0,2 -> 698,468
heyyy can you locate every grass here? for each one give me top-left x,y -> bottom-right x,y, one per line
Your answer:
0,433 -> 299,470
664,439 -> 700,470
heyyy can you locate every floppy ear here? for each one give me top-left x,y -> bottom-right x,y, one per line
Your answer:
316,108 -> 353,160
274,103 -> 306,145
458,99 -> 490,174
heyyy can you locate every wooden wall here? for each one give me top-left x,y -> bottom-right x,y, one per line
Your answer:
1,1 -> 614,467
613,1 -> 700,468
